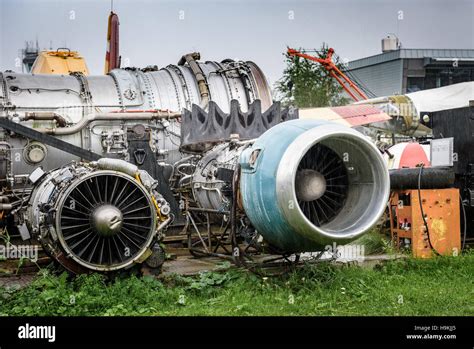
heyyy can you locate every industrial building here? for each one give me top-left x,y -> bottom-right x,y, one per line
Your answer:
346,37 -> 474,97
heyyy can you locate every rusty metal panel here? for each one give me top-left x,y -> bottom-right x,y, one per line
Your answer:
389,188 -> 461,258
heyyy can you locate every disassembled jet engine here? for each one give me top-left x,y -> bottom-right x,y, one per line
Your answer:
0,52 -> 390,273
26,159 -> 170,273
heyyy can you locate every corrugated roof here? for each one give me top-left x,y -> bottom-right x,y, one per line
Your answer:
348,49 -> 474,70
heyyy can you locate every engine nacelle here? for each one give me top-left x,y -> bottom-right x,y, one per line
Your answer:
239,119 -> 390,252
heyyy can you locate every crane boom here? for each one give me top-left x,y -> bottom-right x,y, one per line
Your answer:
287,48 -> 368,102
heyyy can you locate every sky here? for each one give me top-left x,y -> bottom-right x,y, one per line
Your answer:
1,0 -> 473,86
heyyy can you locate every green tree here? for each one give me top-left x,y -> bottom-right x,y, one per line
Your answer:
275,43 -> 349,108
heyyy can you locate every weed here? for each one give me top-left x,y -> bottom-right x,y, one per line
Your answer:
0,252 -> 472,316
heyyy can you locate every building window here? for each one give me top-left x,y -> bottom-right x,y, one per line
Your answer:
407,77 -> 425,92
424,67 -> 473,89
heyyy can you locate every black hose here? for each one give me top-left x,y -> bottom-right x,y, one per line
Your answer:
460,193 -> 467,251
417,165 -> 440,256
230,164 -> 241,266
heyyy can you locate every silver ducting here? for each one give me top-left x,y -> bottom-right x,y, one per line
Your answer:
2,59 -> 271,115
0,57 -> 272,176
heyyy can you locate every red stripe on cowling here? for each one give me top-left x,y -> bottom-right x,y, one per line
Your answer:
332,105 -> 381,117
328,105 -> 391,126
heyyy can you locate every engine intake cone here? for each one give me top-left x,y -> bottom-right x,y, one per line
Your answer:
295,169 -> 327,201
92,205 -> 123,237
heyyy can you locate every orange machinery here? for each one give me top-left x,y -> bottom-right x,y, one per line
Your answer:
287,47 -> 368,102
389,188 -> 461,258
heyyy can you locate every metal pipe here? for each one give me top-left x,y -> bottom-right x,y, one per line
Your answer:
354,96 -> 390,105
187,211 -> 209,253
36,111 -> 181,135
156,216 -> 172,233
23,112 -> 68,127
200,185 -> 228,204
175,163 -> 194,175
91,158 -> 138,177
173,155 -> 198,167
187,207 -> 230,215
188,248 -> 234,261
178,174 -> 193,187
178,52 -> 210,109
0,203 -> 12,210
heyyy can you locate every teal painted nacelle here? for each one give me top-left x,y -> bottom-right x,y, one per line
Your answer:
239,119 -> 390,253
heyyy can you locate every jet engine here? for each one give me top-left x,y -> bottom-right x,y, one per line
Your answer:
0,51 -> 390,272
239,119 -> 390,252
181,117 -> 390,254
26,159 -> 170,273
0,53 -> 271,272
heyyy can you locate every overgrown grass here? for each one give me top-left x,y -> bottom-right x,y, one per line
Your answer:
0,252 -> 473,316
348,228 -> 393,255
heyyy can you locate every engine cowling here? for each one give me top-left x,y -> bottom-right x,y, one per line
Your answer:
239,119 -> 390,252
